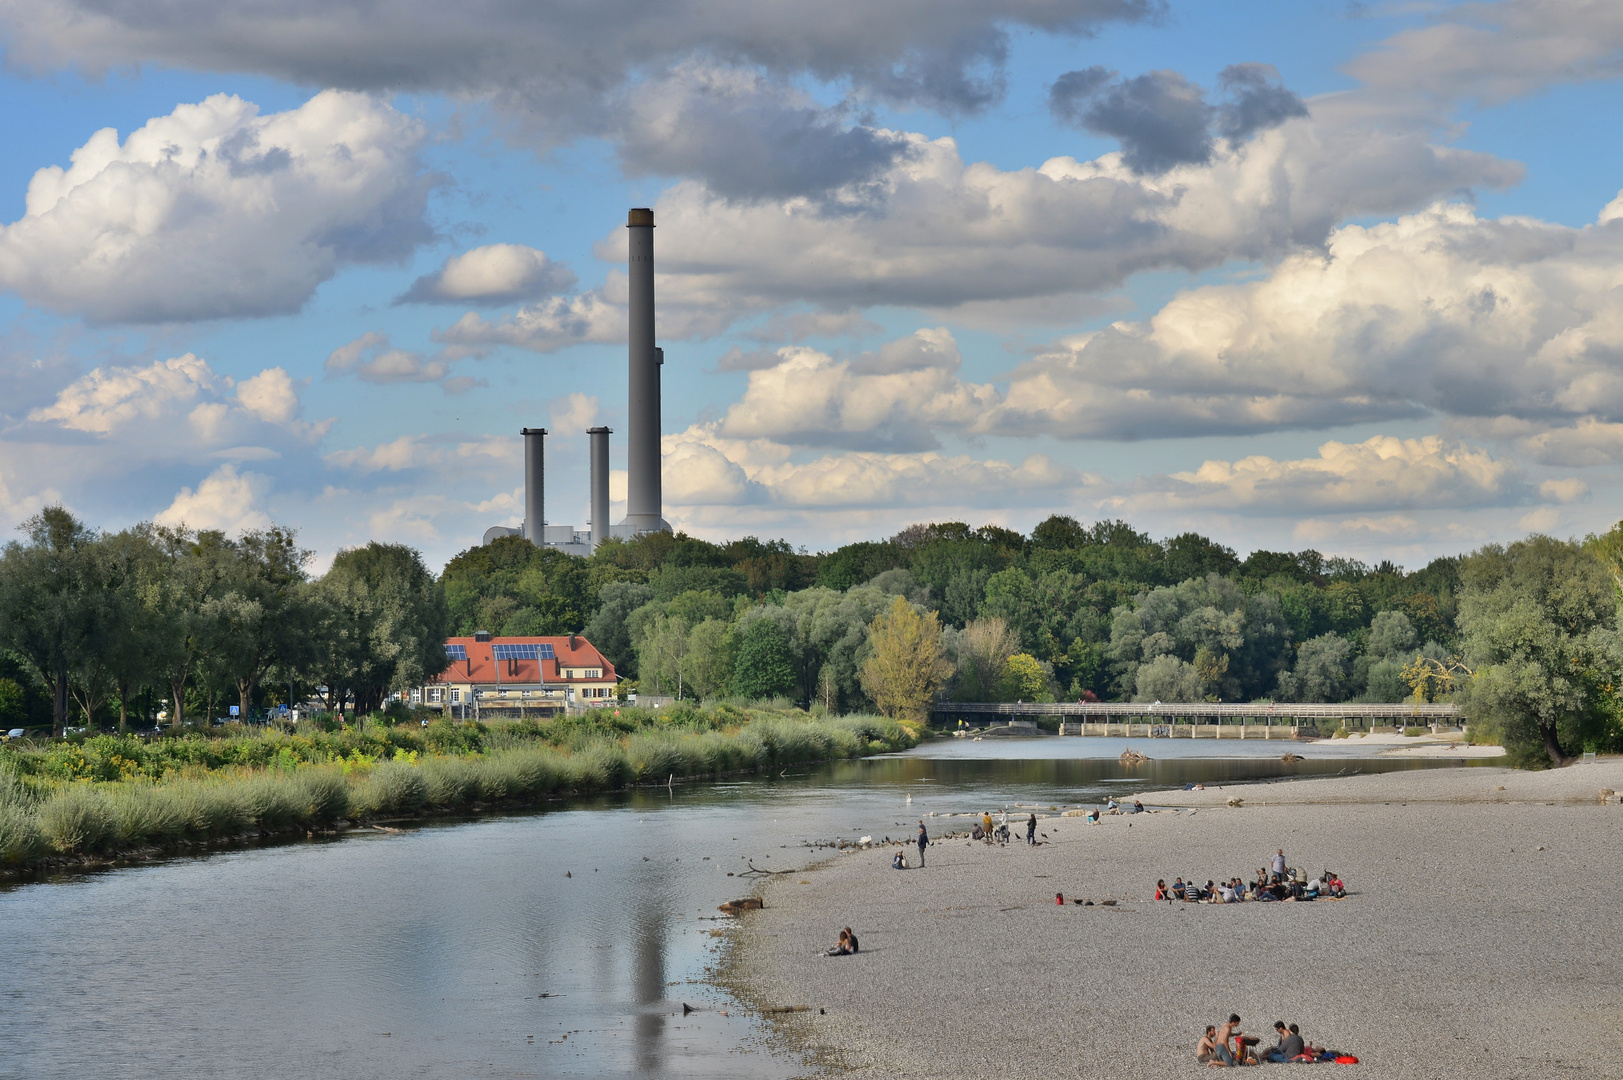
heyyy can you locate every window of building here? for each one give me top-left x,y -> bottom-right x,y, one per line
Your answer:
450,689 -> 461,703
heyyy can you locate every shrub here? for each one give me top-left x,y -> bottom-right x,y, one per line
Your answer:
108,784 -> 185,845
39,785 -> 117,854
169,782 -> 252,839
422,756 -> 481,808
294,769 -> 351,825
0,803 -> 44,864
356,762 -> 428,817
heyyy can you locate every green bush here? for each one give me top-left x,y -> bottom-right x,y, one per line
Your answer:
108,784 -> 185,845
421,756 -> 481,808
39,785 -> 117,854
0,803 -> 44,864
356,762 -> 428,817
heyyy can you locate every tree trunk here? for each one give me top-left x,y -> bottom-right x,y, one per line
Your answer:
53,671 -> 69,736
118,680 -> 130,734
238,677 -> 256,725
1542,723 -> 1571,767
170,675 -> 188,728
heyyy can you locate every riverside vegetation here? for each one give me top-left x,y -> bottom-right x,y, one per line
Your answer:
0,705 -> 915,873
6,504 -> 1623,768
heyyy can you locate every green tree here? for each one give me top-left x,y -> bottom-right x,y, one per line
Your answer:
859,595 -> 952,724
635,613 -> 690,696
679,618 -> 734,700
1289,633 -> 1353,702
0,508 -> 101,734
997,653 -> 1052,702
583,581 -> 654,678
730,618 -> 796,701
1457,536 -> 1618,766
950,617 -> 1018,701
1133,654 -> 1202,702
311,542 -> 448,719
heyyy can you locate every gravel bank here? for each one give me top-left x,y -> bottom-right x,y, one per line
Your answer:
722,762 -> 1623,1079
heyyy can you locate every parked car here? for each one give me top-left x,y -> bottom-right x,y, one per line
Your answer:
4,728 -> 24,741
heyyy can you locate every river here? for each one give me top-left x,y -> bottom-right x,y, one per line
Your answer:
0,737 -> 1482,1079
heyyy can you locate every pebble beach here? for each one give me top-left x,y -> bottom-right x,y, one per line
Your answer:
720,760 -> 1623,1079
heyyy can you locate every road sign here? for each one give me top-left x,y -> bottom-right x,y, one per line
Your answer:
229,705 -> 240,717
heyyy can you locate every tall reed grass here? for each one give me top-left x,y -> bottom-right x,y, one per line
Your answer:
0,709 -> 913,873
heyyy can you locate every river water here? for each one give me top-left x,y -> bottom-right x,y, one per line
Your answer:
0,737 -> 1482,1079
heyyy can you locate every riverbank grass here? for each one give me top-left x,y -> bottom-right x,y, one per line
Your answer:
0,706 -> 915,873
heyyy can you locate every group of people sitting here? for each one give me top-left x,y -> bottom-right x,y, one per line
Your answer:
1198,1015 -> 1353,1066
1154,850 -> 1347,904
825,926 -> 860,956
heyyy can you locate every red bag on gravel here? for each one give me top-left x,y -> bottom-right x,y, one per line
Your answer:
1334,1055 -> 1359,1064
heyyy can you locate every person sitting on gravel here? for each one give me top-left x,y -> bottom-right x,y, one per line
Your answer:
1212,1015 -> 1244,1066
1155,879 -> 1169,901
1132,800 -> 1145,814
1265,1021 -> 1305,1063
1326,872 -> 1346,898
892,851 -> 906,870
827,929 -> 852,956
971,822 -> 985,841
843,926 -> 859,953
1171,877 -> 1188,900
1196,1026 -> 1219,1065
1204,880 -> 1219,903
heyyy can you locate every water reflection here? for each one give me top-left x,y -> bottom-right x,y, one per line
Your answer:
0,739 -> 1480,1080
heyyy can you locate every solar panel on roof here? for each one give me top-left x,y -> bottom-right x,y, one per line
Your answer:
444,644 -> 468,661
492,643 -> 555,662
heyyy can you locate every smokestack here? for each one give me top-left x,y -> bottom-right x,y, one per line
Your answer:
521,427 -> 546,546
620,207 -> 670,535
588,426 -> 612,550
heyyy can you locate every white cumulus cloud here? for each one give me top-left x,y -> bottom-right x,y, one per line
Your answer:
0,91 -> 433,323
397,243 -> 576,306
153,464 -> 272,532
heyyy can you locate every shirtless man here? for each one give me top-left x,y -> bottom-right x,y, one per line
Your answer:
1213,1014 -> 1245,1066
1196,1026 -> 1219,1065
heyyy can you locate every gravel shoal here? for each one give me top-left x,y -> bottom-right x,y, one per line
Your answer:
722,762 -> 1623,1080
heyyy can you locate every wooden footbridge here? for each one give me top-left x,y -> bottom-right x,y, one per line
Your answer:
930,701 -> 1462,739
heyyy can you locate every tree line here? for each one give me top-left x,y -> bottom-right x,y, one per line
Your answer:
0,508 -> 447,734
4,506 -> 1621,767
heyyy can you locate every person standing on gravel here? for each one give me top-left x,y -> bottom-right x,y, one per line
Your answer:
1026,814 -> 1037,845
916,821 -> 929,867
1272,849 -> 1287,882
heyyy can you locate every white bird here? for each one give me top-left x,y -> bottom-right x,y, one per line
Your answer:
859,835 -> 872,846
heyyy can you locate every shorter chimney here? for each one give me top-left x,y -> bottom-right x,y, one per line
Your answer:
521,427 -> 547,546
588,426 -> 612,550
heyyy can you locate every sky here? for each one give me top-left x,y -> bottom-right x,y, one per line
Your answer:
2,0 -> 1622,572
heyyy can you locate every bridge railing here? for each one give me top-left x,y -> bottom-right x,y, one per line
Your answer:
930,701 -> 1461,728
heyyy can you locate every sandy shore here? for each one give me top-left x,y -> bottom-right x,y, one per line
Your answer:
722,761 -> 1623,1079
1309,731 -> 1506,759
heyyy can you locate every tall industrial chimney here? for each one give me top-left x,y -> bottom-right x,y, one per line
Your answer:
588,426 -> 612,550
521,426 -> 546,546
619,207 -> 670,535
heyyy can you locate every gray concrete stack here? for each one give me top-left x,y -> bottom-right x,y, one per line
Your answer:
588,425 -> 612,551
619,207 -> 670,535
521,426 -> 546,545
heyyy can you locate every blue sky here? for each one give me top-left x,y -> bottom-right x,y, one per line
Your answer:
2,0 -> 1622,570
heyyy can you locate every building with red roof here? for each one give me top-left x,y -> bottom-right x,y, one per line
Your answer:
415,631 -> 619,719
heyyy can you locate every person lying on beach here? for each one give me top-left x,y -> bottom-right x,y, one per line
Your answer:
1196,1026 -> 1219,1065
